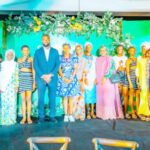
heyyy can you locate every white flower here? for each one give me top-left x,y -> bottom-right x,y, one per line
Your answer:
110,20 -> 115,25
125,39 -> 130,44
29,23 -> 33,27
46,21 -> 49,25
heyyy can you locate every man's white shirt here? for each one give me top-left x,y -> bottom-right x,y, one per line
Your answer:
44,47 -> 50,61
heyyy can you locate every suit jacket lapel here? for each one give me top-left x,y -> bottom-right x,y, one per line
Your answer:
48,48 -> 53,63
41,47 -> 47,63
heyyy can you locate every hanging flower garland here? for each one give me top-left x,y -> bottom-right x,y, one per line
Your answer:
5,12 -> 132,52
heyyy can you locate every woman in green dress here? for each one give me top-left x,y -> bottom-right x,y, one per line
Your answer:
0,49 -> 19,125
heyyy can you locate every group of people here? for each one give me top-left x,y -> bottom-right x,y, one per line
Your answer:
0,34 -> 150,126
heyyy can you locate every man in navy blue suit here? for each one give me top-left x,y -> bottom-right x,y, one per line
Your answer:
34,34 -> 60,123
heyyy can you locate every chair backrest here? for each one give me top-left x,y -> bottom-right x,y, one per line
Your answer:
27,137 -> 71,150
92,138 -> 139,150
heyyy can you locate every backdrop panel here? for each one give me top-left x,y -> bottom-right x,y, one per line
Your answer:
3,20 -> 150,117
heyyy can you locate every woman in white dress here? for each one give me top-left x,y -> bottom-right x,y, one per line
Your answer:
0,49 -> 19,125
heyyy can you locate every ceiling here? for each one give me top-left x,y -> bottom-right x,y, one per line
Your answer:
0,0 -> 150,16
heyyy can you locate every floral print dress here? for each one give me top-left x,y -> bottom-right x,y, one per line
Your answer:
56,55 -> 80,97
74,57 -> 87,120
0,64 -> 19,125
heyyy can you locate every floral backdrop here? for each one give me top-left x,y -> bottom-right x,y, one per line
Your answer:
6,12 -> 132,54
4,12 -> 132,117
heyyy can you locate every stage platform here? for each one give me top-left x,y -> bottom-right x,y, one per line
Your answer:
0,117 -> 150,150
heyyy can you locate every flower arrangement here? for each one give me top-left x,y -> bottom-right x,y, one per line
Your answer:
5,12 -> 132,52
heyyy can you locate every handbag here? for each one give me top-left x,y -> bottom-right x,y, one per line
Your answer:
110,71 -> 125,84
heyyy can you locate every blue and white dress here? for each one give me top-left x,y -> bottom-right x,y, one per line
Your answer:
56,55 -> 80,97
84,55 -> 96,104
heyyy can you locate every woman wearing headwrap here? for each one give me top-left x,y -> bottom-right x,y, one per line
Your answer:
84,42 -> 96,119
0,49 -> 19,125
96,46 -> 124,120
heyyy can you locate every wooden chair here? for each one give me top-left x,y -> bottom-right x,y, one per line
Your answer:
92,138 -> 139,150
27,137 -> 71,150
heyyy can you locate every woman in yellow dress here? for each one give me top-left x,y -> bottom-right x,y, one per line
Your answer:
137,46 -> 150,121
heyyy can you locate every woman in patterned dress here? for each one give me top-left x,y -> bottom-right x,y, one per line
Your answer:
113,45 -> 128,113
124,47 -> 140,119
0,49 -> 19,125
56,43 -> 80,122
18,45 -> 35,124
74,44 -> 88,121
84,42 -> 96,119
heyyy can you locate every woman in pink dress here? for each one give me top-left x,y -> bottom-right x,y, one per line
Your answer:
96,46 -> 124,120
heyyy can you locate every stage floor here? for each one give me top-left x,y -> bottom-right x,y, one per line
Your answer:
0,117 -> 150,150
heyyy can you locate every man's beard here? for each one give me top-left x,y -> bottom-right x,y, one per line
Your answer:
43,43 -> 50,48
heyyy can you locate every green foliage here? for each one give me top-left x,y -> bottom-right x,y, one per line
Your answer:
5,12 -> 132,53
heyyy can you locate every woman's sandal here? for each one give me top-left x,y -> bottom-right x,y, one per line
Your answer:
139,115 -> 146,121
20,118 -> 26,124
125,114 -> 131,119
79,118 -> 85,121
131,114 -> 137,119
145,117 -> 150,122
27,118 -> 33,124
87,112 -> 91,119
91,112 -> 96,119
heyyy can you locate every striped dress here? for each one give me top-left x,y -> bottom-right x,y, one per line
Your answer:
124,58 -> 138,90
18,57 -> 33,93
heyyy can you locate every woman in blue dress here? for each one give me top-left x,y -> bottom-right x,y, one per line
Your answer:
84,42 -> 96,119
56,43 -> 80,122
0,49 -> 19,125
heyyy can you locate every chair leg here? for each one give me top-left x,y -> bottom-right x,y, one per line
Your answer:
60,143 -> 68,150
32,143 -> 39,150
28,141 -> 33,150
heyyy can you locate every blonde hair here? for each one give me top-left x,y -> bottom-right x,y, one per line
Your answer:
75,44 -> 83,50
